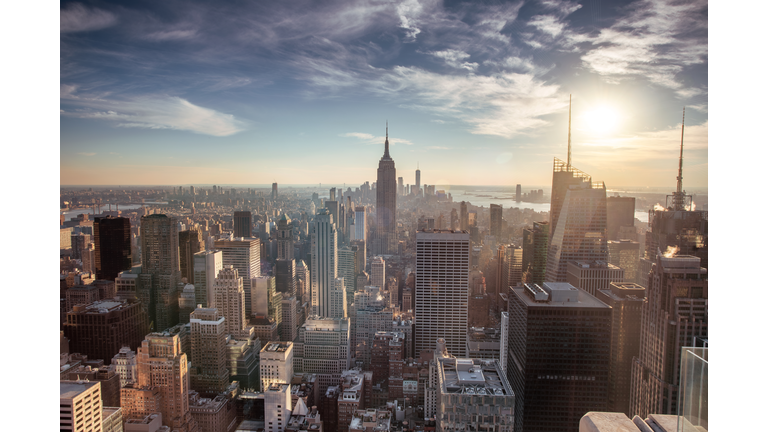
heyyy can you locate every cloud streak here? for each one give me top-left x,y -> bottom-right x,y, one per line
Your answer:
341,132 -> 414,146
60,3 -> 117,33
61,87 -> 246,136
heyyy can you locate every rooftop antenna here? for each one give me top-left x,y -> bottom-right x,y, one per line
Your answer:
667,107 -> 690,211
677,107 -> 685,195
384,120 -> 390,158
567,94 -> 572,168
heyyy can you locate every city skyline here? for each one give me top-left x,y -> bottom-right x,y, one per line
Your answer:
61,0 -> 707,188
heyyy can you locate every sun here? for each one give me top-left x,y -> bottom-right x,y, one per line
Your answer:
581,105 -> 621,135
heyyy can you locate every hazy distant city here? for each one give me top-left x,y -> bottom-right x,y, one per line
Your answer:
59,1 -> 708,432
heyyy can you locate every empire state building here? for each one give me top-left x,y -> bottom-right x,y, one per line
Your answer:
374,124 -> 397,255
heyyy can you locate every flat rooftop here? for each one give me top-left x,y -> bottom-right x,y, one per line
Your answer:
513,285 -> 610,309
60,381 -> 99,399
439,358 -> 513,397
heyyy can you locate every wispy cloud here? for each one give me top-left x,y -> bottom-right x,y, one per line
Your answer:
145,29 -> 198,41
61,87 -> 246,136
427,49 -> 478,71
426,146 -> 450,150
578,0 -> 707,98
78,152 -> 97,156
341,132 -> 414,146
60,3 -> 117,33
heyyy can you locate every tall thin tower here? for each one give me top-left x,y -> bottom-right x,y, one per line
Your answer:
375,122 -> 397,255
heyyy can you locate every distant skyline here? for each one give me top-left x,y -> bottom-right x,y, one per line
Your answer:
60,0 -> 707,188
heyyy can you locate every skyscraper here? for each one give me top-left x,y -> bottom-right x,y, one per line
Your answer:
272,182 -> 278,200
178,227 -> 203,284
311,208 -> 338,318
507,282 -> 611,432
189,306 -> 229,394
595,282 -> 646,416
374,123 -> 397,255
545,162 -> 608,282
354,206 -> 367,243
276,214 -> 294,260
459,201 -> 468,231
415,163 -> 421,197
213,237 -> 261,316
644,111 -> 708,268
490,204 -> 503,238
94,215 -> 132,281
139,214 -> 181,331
370,256 -> 385,289
234,211 -> 253,238
630,254 -> 707,419
522,221 -> 549,285
131,333 -> 198,431
214,266 -> 249,338
193,249 -> 223,308
515,184 -> 521,202
415,229 -> 471,358
606,196 -> 636,241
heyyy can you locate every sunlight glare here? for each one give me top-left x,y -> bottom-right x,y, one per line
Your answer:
582,105 -> 621,135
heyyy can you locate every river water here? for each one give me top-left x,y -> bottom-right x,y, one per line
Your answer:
60,202 -> 167,221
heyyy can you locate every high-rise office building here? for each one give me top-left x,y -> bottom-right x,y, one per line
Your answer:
374,124 -> 397,255
213,237 -> 261,316
515,184 -> 522,201
260,341 -> 294,391
490,204 -> 503,238
189,306 -> 229,394
505,245 -> 523,288
415,230 -> 471,358
281,295 -> 299,342
213,266 -> 249,338
522,221 -> 549,285
337,246 -> 357,310
606,196 -> 636,241
64,298 -> 148,365
275,258 -> 296,297
370,256 -> 385,289
252,275 -> 283,337
595,282 -> 646,416
608,239 -> 641,282
94,216 -> 132,282
311,209 -> 338,318
178,227 -> 203,284
265,383 -> 292,432
112,346 -> 138,387
354,206 -> 367,243
276,215 -> 294,260
272,183 -> 278,200
566,260 -> 625,297
507,282 -> 611,432
193,249 -> 223,308
60,381 -> 103,432
234,211 -> 253,238
415,164 -> 421,197
293,317 -> 351,394
459,202 -> 469,231
630,254 -> 707,419
545,162 -> 608,282
354,286 -> 393,368
129,333 -> 198,431
139,214 -> 181,331
397,177 -> 404,196
329,277 -> 347,319
431,350 -> 515,432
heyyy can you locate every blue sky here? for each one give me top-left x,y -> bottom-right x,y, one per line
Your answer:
60,0 -> 708,187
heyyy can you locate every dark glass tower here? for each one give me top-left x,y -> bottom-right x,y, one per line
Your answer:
375,123 -> 397,255
233,211 -> 252,238
94,216 -> 132,281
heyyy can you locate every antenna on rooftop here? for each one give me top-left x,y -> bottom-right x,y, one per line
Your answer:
567,94 -> 572,168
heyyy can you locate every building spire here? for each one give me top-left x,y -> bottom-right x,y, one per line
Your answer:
567,94 -> 572,168
384,120 -> 390,158
677,107 -> 685,194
